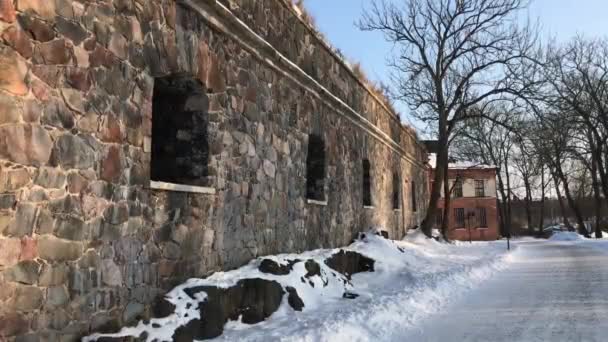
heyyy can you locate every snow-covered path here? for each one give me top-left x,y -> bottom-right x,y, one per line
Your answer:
405,239 -> 608,342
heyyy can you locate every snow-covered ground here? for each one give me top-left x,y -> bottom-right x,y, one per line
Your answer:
403,233 -> 608,341
86,230 -> 513,342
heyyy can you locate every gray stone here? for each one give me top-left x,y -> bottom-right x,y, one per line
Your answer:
54,216 -> 87,241
0,124 -> 53,166
34,167 -> 66,188
263,160 -> 276,178
162,241 -> 181,260
122,302 -> 144,323
46,286 -> 69,308
6,202 -> 38,237
55,16 -> 89,45
39,263 -> 68,286
52,134 -> 96,169
101,259 -> 122,286
10,285 -> 43,311
38,236 -> 82,262
4,260 -> 41,285
41,99 -> 74,129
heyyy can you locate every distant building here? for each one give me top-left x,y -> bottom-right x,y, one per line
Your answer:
427,153 -> 500,241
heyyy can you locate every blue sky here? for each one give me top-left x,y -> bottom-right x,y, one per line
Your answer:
304,0 -> 608,135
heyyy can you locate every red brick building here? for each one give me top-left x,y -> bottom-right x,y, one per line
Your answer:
429,159 -> 500,241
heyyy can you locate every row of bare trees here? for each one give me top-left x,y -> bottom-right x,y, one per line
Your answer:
361,0 -> 608,239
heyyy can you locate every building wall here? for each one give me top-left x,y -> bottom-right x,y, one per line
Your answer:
0,0 -> 428,339
432,168 -> 500,241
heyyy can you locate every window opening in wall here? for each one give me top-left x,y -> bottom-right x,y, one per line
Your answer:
478,207 -> 488,228
454,208 -> 465,228
475,179 -> 485,197
306,134 -> 326,201
362,159 -> 372,206
452,179 -> 463,198
392,173 -> 400,209
151,75 -> 209,187
411,181 -> 417,212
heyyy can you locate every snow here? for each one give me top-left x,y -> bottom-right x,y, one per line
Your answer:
85,229 -> 512,342
427,153 -> 497,170
549,231 -> 585,241
403,238 -> 608,341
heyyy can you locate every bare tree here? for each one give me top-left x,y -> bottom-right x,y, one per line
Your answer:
359,0 -> 539,236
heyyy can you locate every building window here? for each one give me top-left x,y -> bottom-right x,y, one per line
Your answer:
454,208 -> 465,228
436,208 -> 443,227
362,159 -> 372,206
475,180 -> 485,197
392,173 -> 400,209
452,179 -> 463,198
411,181 -> 417,212
306,134 -> 326,201
151,75 -> 209,186
478,207 -> 488,228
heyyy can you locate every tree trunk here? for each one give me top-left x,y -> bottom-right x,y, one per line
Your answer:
504,159 -> 513,237
524,178 -> 533,235
421,134 -> 449,237
591,157 -> 603,238
537,165 -> 546,235
441,157 -> 451,241
556,164 -> 589,237
551,170 -> 573,230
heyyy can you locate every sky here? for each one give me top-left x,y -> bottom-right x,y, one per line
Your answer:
304,0 -> 608,136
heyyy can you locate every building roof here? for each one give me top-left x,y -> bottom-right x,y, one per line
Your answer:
427,153 -> 497,170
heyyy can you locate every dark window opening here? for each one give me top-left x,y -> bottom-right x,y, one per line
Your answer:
306,134 -> 326,201
362,159 -> 372,206
454,208 -> 465,228
452,179 -> 463,198
478,207 -> 488,228
151,75 -> 209,186
475,180 -> 485,197
392,173 -> 400,209
411,181 -> 417,212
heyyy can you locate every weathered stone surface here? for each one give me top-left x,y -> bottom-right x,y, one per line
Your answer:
0,46 -> 28,95
9,285 -> 43,311
1,26 -> 33,58
0,0 -> 16,22
52,134 -> 96,169
34,167 -> 66,188
108,31 -> 127,60
56,16 -> 89,45
0,124 -> 53,166
46,285 -> 69,308
324,250 -> 375,279
123,302 -> 144,323
34,38 -> 73,65
0,166 -> 30,192
16,0 -> 56,18
19,237 -> 37,260
37,235 -> 82,261
0,92 -> 20,124
39,263 -> 68,286
4,260 -> 40,284
54,216 -> 87,241
101,146 -> 123,183
0,312 -> 28,337
61,88 -> 84,113
41,98 -> 75,129
5,202 -> 38,237
263,159 -> 276,178
23,99 -> 41,122
101,259 -> 123,286
0,238 -> 21,266
17,12 -> 54,41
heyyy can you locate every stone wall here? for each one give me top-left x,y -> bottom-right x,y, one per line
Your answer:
0,0 -> 428,340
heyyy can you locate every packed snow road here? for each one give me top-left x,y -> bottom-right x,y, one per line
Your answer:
405,239 -> 608,342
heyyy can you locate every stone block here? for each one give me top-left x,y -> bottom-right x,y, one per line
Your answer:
0,167 -> 31,192
0,0 -> 16,23
4,259 -> 40,285
34,167 -> 66,189
20,236 -> 37,260
0,238 -> 21,266
9,284 -> 43,311
1,25 -> 32,59
61,88 -> 84,113
0,46 -> 28,95
122,302 -> 144,323
100,259 -> 122,286
16,0 -> 56,19
100,146 -> 123,183
54,216 -> 87,241
46,285 -> 69,308
55,16 -> 89,45
39,263 -> 68,286
5,202 -> 38,237
0,124 -> 53,166
0,312 -> 28,337
52,134 -> 96,169
37,235 -> 83,261
16,12 -> 55,42
34,38 -> 73,65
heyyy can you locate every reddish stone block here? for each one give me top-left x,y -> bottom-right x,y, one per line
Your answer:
0,46 -> 28,95
100,115 -> 124,143
101,146 -> 123,183
34,38 -> 73,65
31,78 -> 50,100
0,0 -> 16,23
20,237 -> 38,261
0,238 -> 21,267
16,0 -> 56,19
65,67 -> 91,92
0,312 -> 28,336
1,26 -> 32,59
0,124 -> 53,166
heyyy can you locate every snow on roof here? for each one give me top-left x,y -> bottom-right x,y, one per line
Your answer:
427,153 -> 497,170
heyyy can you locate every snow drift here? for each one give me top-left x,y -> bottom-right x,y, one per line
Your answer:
84,229 -> 512,342
549,231 -> 585,241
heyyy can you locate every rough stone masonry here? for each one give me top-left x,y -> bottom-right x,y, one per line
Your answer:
0,0 -> 429,340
